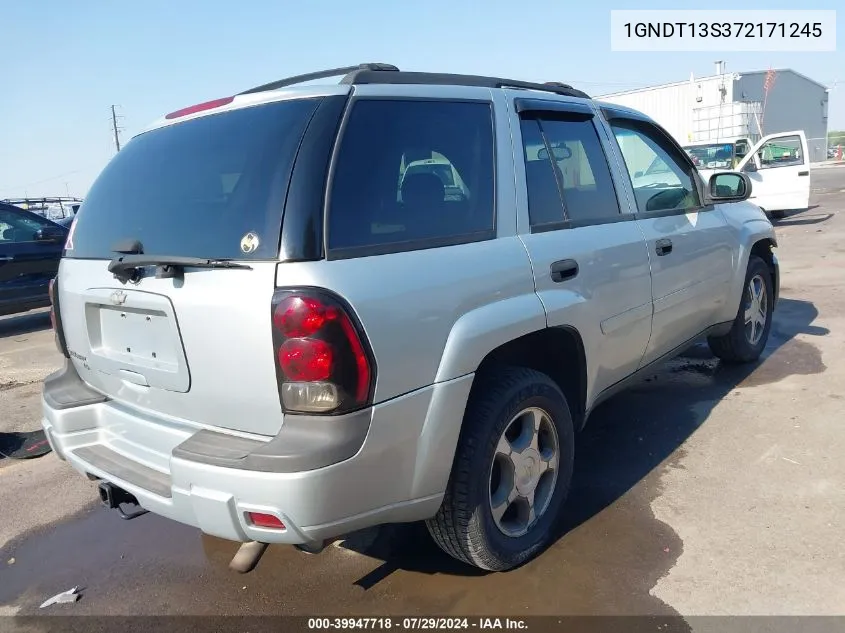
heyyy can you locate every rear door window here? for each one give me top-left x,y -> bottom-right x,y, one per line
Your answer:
66,98 -> 321,260
520,115 -> 621,228
327,99 -> 495,257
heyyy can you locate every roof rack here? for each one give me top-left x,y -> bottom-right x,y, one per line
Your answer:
239,63 -> 590,99
238,63 -> 399,95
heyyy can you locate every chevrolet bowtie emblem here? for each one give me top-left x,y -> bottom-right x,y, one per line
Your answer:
110,290 -> 127,306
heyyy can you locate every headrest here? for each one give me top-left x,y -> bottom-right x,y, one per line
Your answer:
401,172 -> 445,207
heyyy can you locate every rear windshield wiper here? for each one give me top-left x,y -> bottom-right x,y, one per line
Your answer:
108,254 -> 252,283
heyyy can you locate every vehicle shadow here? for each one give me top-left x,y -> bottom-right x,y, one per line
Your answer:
773,211 -> 833,227
0,309 -> 51,339
341,298 -> 827,587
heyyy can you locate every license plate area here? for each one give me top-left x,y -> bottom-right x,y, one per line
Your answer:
94,306 -> 177,370
83,289 -> 190,393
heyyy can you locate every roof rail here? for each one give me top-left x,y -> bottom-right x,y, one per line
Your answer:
342,70 -> 590,99
238,63 -> 399,95
238,64 -> 590,100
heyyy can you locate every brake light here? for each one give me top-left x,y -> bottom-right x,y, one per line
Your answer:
165,96 -> 235,120
271,290 -> 375,415
278,338 -> 333,381
48,279 -> 57,331
48,277 -> 69,358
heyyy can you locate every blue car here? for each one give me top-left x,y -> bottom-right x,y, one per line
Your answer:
0,202 -> 69,317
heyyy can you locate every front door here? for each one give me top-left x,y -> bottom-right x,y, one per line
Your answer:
736,131 -> 811,214
602,113 -> 735,367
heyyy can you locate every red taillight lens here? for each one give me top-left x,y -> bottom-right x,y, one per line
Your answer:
271,290 -> 375,415
48,279 -> 57,330
246,512 -> 285,530
165,96 -> 235,120
48,277 -> 69,358
273,296 -> 337,337
278,338 -> 333,381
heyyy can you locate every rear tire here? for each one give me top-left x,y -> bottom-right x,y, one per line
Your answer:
426,366 -> 575,571
769,209 -> 787,220
708,255 -> 774,364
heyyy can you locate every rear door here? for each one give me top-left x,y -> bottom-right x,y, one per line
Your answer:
736,130 -> 811,213
56,95 -> 331,437
508,95 -> 653,401
602,111 -> 735,366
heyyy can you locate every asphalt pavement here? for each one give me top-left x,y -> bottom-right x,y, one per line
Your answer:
1,166 -> 844,618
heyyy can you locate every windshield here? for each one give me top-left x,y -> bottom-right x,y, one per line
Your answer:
683,143 -> 736,169
67,98 -> 321,261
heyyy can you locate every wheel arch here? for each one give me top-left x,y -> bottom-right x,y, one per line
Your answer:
750,237 -> 779,306
473,326 -> 588,433
717,212 -> 779,322
411,322 -> 589,501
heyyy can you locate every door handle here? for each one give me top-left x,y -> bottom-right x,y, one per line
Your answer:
655,238 -> 673,256
798,171 -> 809,176
550,259 -> 579,283
0,256 -> 13,262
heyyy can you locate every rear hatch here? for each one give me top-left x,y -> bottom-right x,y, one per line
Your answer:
58,95 -> 326,437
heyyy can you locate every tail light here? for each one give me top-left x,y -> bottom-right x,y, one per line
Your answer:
48,278 -> 70,358
271,289 -> 375,415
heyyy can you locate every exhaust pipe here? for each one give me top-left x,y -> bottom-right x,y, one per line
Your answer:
97,482 -> 149,520
295,540 -> 327,555
229,541 -> 269,574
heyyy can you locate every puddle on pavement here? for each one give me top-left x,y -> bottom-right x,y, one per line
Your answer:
664,337 -> 825,389
0,412 -> 691,619
737,338 -> 825,387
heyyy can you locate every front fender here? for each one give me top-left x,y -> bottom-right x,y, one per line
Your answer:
717,201 -> 778,322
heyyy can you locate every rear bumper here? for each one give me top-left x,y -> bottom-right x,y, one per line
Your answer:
42,361 -> 473,544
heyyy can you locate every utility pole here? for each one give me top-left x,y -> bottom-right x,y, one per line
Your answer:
111,105 -> 123,152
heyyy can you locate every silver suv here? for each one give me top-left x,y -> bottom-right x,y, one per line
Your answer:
42,64 -> 779,572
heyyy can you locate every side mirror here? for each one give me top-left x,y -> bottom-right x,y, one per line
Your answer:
34,226 -> 67,243
633,171 -> 644,179
742,161 -> 758,173
708,172 -> 752,203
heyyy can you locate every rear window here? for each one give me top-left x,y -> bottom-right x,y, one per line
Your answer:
327,99 -> 495,256
67,98 -> 320,260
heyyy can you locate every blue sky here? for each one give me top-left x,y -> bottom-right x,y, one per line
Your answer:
1,0 -> 841,198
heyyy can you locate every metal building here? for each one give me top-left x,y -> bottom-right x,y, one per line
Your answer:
598,64 -> 830,163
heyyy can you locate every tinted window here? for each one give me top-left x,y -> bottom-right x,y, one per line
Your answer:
611,122 -> 701,214
0,208 -> 55,243
520,116 -> 620,227
328,100 -> 495,253
520,119 -> 564,225
67,98 -> 321,260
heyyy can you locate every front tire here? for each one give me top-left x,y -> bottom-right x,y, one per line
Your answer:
708,255 -> 774,363
426,367 -> 575,571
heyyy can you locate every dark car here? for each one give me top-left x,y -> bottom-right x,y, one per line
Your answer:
0,202 -> 68,317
